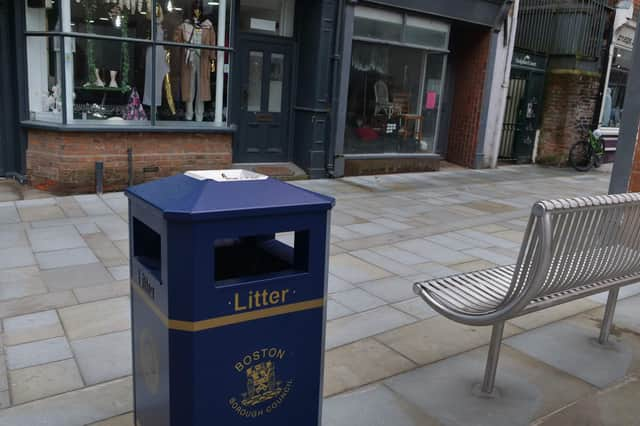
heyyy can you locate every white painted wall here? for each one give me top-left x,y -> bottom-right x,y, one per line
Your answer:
482,0 -> 520,169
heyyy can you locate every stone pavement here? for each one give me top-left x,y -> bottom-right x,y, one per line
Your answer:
0,164 -> 639,425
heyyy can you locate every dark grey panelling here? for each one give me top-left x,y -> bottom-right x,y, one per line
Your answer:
363,0 -> 507,28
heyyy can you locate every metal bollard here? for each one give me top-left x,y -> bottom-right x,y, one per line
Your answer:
95,161 -> 104,194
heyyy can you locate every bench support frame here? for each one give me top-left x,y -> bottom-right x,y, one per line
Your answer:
481,321 -> 505,395
599,288 -> 620,344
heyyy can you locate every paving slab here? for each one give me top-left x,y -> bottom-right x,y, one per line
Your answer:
377,315 -> 522,366
108,265 -> 129,281
41,263 -> 114,291
534,377 -> 640,426
329,253 -> 393,284
0,206 -> 20,224
0,247 -> 36,270
608,294 -> 640,333
323,338 -> 415,397
83,233 -> 128,267
9,358 -> 84,404
26,225 -> 86,253
507,298 -> 602,331
18,205 -> 66,222
391,297 -> 438,320
323,384 -> 440,426
350,249 -> 418,276
326,299 -> 354,321
506,320 -> 632,388
326,306 -> 416,350
384,344 -> 595,426
59,296 -> 130,341
73,281 -> 130,304
71,330 -> 132,385
330,288 -> 386,312
0,266 -> 47,301
6,337 -> 73,370
89,412 -> 134,426
0,291 -> 77,319
0,229 -> 28,250
3,309 -> 64,346
0,377 -> 131,426
357,276 -> 416,303
394,239 -> 475,265
589,282 -> 640,304
35,247 -> 100,270
327,274 -> 355,294
94,216 -> 129,241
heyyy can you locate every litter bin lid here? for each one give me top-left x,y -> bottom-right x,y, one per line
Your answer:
125,170 -> 335,221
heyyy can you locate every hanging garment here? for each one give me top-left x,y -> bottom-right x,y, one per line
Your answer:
174,19 -> 216,103
124,88 -> 147,120
143,24 -> 170,106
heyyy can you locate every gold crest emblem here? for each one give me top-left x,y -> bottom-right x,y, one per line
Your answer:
241,361 -> 282,406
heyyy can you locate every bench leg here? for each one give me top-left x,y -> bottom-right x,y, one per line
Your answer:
598,288 -> 619,345
481,321 -> 505,395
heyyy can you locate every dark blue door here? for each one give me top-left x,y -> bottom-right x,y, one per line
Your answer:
236,35 -> 293,163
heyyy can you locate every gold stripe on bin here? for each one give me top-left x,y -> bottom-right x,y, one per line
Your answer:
132,284 -> 324,332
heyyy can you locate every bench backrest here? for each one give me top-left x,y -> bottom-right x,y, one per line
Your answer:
509,193 -> 640,304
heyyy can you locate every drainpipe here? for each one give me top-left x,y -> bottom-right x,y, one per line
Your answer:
327,0 -> 345,178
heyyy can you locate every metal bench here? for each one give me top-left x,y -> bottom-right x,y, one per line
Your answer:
413,193 -> 640,396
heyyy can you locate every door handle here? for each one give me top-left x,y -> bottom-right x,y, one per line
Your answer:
242,89 -> 248,110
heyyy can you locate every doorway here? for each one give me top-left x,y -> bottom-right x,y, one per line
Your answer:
234,35 -> 294,163
0,0 -> 21,176
499,69 -> 545,163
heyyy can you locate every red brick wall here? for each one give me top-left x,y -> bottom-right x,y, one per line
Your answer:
629,125 -> 640,191
27,130 -> 232,194
445,27 -> 491,168
635,0 -> 640,20
537,71 -> 601,164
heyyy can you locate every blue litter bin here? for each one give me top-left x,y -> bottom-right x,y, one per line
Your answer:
125,170 -> 335,426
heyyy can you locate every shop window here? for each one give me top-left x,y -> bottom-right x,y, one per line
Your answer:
344,41 -> 446,155
24,0 -> 232,127
405,16 -> 449,50
26,36 -> 63,123
354,6 -> 403,43
602,47 -> 631,128
238,0 -> 295,37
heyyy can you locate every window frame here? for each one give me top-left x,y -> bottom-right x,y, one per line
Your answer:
22,0 -> 235,131
353,5 -> 450,52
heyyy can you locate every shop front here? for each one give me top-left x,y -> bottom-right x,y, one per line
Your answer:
333,0 -> 513,176
14,0 -> 336,192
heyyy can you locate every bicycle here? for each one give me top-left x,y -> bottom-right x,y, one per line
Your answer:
568,127 -> 605,172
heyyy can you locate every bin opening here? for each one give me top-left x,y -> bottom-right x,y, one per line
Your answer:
133,218 -> 161,278
214,232 -> 309,284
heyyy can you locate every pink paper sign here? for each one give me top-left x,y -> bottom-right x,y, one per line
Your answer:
425,91 -> 437,110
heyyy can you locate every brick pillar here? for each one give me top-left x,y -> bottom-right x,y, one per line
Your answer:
537,70 -> 601,165
446,27 -> 491,168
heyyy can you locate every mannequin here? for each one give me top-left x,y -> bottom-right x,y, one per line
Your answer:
174,0 -> 215,121
143,5 -> 170,106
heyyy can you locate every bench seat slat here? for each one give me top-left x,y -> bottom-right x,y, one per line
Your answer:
415,265 -> 640,321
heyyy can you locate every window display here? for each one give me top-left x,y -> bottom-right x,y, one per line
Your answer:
602,47 -> 631,128
344,41 -> 446,155
26,36 -> 63,123
24,0 -> 231,127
